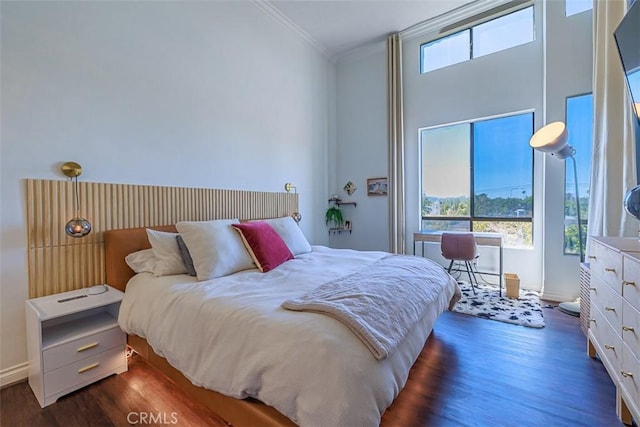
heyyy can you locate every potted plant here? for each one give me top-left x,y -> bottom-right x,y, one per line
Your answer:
325,205 -> 344,230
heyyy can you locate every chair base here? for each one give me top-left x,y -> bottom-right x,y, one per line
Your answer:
447,260 -> 479,294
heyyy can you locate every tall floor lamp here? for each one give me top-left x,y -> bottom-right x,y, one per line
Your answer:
529,121 -> 583,316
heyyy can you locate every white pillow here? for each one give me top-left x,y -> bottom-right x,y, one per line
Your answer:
176,219 -> 255,281
262,216 -> 312,255
125,249 -> 156,274
146,229 -> 188,276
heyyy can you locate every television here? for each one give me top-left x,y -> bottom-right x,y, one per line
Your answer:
614,0 -> 640,184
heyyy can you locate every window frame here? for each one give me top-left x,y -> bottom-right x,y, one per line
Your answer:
419,111 -> 535,245
563,92 -> 593,256
420,4 -> 535,74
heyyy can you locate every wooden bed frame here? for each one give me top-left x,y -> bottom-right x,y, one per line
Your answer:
104,226 -> 295,427
104,225 -> 438,426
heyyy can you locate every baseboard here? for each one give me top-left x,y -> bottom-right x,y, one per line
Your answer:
0,362 -> 28,389
540,291 -> 573,302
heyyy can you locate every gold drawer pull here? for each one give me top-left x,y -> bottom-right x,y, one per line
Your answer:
604,268 -> 616,272
604,344 -> 615,350
622,326 -> 636,332
621,371 -> 634,378
623,281 -> 636,286
77,342 -> 98,352
605,306 -> 616,312
78,362 -> 100,374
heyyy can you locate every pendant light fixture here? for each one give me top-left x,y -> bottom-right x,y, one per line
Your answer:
61,161 -> 92,238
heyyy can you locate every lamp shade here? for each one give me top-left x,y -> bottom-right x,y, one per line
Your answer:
529,121 -> 575,159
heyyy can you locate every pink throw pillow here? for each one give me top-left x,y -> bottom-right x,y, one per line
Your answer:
231,222 -> 294,272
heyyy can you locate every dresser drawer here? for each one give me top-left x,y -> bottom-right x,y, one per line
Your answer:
591,241 -> 623,290
44,346 -> 125,398
591,277 -> 623,333
43,326 -> 125,372
591,305 -> 623,379
623,255 -> 640,311
621,342 -> 640,419
622,302 -> 640,359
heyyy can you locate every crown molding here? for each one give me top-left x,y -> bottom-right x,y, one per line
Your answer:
253,0 -> 330,59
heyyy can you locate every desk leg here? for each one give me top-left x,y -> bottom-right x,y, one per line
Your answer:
499,245 -> 503,297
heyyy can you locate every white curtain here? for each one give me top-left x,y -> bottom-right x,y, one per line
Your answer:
387,33 -> 405,254
588,0 -> 637,242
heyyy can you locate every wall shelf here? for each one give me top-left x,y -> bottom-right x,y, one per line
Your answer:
329,227 -> 352,235
327,198 -> 356,234
327,198 -> 357,208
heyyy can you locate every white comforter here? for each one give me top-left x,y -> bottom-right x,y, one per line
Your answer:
118,246 -> 458,427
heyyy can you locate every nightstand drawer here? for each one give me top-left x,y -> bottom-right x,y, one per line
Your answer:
44,346 -> 125,397
43,326 -> 124,372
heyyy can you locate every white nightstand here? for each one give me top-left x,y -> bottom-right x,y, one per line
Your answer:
25,285 -> 127,407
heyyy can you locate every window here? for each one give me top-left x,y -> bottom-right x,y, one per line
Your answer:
564,93 -> 593,256
421,112 -> 534,247
420,31 -> 470,73
566,0 -> 593,17
420,6 -> 534,73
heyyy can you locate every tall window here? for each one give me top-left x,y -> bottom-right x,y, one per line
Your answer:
420,6 -> 534,73
564,94 -> 593,255
421,112 -> 534,247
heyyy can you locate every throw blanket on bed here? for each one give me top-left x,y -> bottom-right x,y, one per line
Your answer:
282,255 -> 460,360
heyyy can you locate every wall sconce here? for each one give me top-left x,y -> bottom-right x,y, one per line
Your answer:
61,161 -> 92,238
284,183 -> 302,224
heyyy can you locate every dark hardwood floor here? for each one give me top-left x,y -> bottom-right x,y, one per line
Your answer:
1,304 -> 626,427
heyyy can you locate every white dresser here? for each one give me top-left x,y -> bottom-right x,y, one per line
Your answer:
25,285 -> 127,407
588,237 -> 640,425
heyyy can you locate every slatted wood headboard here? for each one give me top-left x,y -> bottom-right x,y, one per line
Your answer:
25,179 -> 297,297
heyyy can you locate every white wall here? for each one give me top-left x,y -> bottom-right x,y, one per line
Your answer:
402,4 -> 544,290
541,1 -> 593,301
332,42 -> 389,250
0,1 -> 334,376
334,0 -> 593,299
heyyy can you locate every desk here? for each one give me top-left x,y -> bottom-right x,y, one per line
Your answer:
413,231 -> 504,295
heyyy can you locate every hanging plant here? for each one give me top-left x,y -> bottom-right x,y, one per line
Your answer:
325,206 -> 344,229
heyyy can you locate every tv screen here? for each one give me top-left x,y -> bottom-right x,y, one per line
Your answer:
614,0 -> 640,182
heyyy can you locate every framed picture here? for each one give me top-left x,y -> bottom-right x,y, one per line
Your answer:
367,177 -> 388,196
344,220 -> 352,230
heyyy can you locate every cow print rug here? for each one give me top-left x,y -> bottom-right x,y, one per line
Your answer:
451,282 -> 545,328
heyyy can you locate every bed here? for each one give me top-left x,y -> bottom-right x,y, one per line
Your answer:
105,220 -> 459,426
